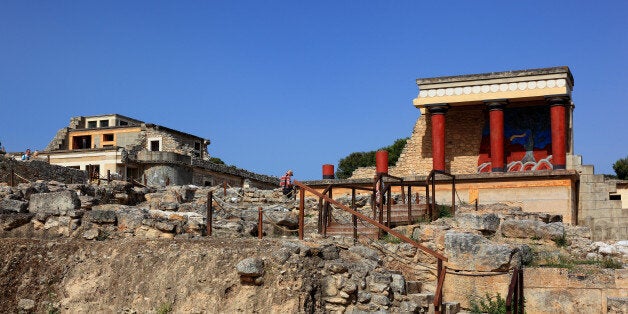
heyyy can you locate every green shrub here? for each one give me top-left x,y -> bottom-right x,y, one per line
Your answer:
469,292 -> 506,314
552,234 -> 568,247
438,204 -> 452,218
600,257 -> 623,269
157,302 -> 173,314
381,233 -> 402,244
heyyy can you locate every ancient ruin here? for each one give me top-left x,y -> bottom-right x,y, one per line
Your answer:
0,66 -> 626,313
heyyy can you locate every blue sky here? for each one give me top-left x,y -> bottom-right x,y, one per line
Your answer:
1,1 -> 626,180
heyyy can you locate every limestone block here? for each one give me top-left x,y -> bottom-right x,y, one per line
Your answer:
0,212 -> 34,231
607,297 -> 628,314
456,212 -> 500,233
28,190 -> 80,215
0,198 -> 28,213
116,209 -> 146,231
525,288 -> 602,313
84,209 -> 117,224
445,231 -> 519,271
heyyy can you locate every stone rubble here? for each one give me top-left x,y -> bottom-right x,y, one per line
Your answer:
0,179 -> 625,313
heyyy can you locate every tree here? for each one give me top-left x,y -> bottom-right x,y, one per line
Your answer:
336,138 -> 408,179
613,156 -> 628,180
209,157 -> 225,165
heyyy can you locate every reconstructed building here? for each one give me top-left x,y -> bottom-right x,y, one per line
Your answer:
44,114 -> 278,189
347,66 -> 625,241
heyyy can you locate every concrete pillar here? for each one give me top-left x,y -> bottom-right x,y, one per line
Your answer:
428,104 -> 449,171
486,101 -> 507,172
547,96 -> 569,170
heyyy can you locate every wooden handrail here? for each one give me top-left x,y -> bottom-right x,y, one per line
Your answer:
426,170 -> 456,220
294,180 -> 447,261
505,267 -> 523,314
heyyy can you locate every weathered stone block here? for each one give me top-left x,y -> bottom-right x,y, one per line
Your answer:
445,231 -> 519,271
84,209 -> 117,224
456,213 -> 500,233
0,198 -> 28,213
0,212 -> 34,231
28,190 -> 80,215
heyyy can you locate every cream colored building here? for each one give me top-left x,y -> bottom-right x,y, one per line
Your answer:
44,114 -> 278,189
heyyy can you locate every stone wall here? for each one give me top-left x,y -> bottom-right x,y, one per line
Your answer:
577,164 -> 627,241
0,156 -> 87,184
142,164 -> 193,187
145,126 -> 205,160
351,106 -> 485,179
192,160 -> 279,189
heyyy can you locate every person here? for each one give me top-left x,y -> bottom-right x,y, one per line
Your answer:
21,148 -> 31,160
280,170 -> 294,198
375,175 -> 386,207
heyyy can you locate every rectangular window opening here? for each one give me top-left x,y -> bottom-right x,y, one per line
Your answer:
150,140 -> 160,152
103,134 -> 114,141
100,120 -> 109,127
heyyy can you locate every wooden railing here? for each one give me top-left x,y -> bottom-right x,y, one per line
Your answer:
426,170 -> 456,220
294,180 -> 449,313
506,267 -> 524,314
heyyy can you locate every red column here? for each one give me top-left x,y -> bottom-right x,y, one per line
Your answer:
429,105 -> 449,171
548,97 -> 568,170
375,150 -> 389,175
322,164 -> 335,179
487,102 -> 506,172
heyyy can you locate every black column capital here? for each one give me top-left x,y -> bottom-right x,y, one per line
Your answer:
545,95 -> 570,107
484,99 -> 508,111
426,104 -> 450,115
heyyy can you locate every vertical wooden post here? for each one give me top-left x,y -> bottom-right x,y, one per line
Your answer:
299,187 -> 305,240
386,186 -> 391,228
317,197 -> 323,234
351,188 -> 357,242
223,181 -> 227,196
407,186 -> 412,223
207,191 -> 213,236
258,206 -> 263,239
451,176 -> 456,217
107,170 -> 111,182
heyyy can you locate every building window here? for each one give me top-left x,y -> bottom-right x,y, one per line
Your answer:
72,135 -> 92,149
119,120 -> 128,126
194,142 -> 201,150
87,121 -> 97,128
610,194 -> 621,201
100,120 -> 109,127
150,140 -> 160,151
103,134 -> 114,141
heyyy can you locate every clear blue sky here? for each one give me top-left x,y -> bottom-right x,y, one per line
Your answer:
1,1 -> 626,180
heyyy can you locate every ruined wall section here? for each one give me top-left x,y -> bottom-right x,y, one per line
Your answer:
351,107 -> 484,179
0,156 -> 87,184
145,127 -> 205,160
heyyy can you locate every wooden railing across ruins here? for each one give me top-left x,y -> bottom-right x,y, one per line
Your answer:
294,180 -> 450,313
